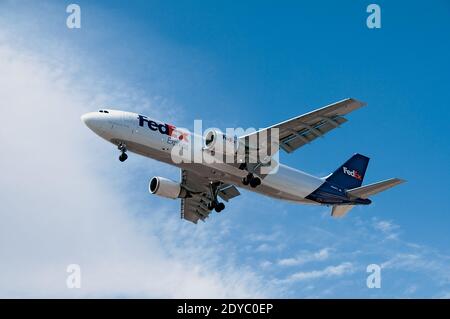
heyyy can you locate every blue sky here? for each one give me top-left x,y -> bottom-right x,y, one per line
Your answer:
0,0 -> 449,298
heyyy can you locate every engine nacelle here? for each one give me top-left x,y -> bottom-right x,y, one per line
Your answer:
204,129 -> 241,155
149,176 -> 185,199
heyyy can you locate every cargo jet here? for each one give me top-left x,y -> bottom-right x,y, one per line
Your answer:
81,98 -> 404,223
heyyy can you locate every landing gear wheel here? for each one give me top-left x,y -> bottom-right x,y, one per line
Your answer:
249,177 -> 261,188
243,172 -> 261,188
214,202 -> 225,213
207,182 -> 226,213
119,153 -> 128,162
243,173 -> 253,186
118,142 -> 128,162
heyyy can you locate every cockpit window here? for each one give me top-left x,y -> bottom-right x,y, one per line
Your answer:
98,110 -> 109,113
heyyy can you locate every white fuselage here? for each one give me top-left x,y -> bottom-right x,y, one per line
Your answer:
81,109 -> 325,204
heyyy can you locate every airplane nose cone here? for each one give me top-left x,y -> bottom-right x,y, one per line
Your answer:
81,112 -> 95,128
81,112 -> 105,133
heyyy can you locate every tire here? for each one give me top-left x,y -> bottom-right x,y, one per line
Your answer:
249,178 -> 258,188
215,202 -> 225,212
119,153 -> 128,162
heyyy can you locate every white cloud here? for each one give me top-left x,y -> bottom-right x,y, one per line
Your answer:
254,243 -> 284,253
381,252 -> 450,286
259,261 -> 273,269
284,262 -> 354,283
375,220 -> 395,232
374,220 -> 398,233
278,248 -> 330,267
373,219 -> 400,240
247,232 -> 281,242
0,34 -> 269,298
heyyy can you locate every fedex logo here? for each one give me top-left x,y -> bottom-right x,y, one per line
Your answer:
138,115 -> 175,136
343,166 -> 362,180
138,115 -> 189,141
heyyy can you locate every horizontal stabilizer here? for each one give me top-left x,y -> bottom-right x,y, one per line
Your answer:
347,178 -> 405,199
331,205 -> 355,218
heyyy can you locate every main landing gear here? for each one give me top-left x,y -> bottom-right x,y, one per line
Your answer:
118,142 -> 128,162
208,182 -> 226,213
242,173 -> 261,188
208,200 -> 225,213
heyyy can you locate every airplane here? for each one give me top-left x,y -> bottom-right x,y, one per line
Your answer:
81,98 -> 405,223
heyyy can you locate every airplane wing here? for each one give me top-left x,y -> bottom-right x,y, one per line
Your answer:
239,98 -> 366,154
180,169 -> 241,224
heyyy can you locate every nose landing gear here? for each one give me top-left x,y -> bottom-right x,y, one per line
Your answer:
242,173 -> 261,188
118,143 -> 128,162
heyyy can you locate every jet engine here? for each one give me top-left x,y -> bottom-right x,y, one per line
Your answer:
149,176 -> 187,199
204,129 -> 242,155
